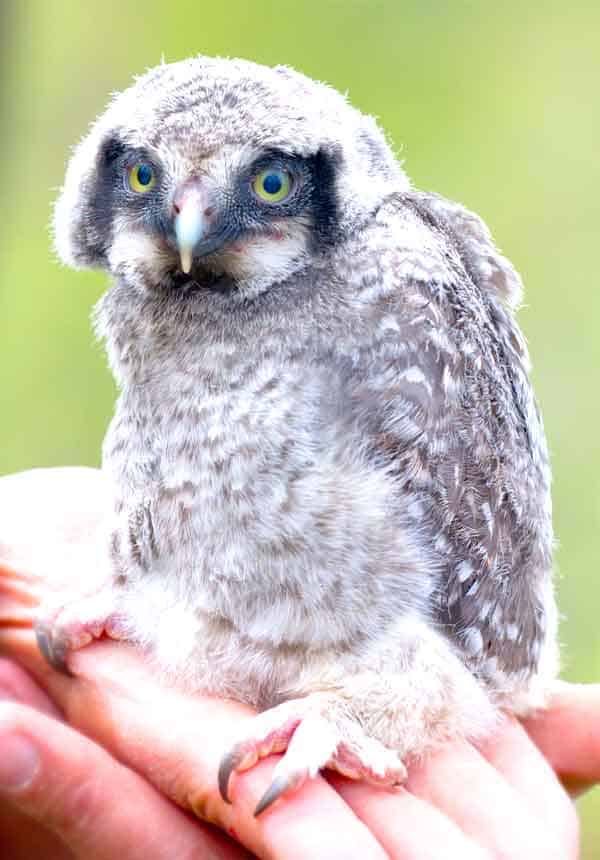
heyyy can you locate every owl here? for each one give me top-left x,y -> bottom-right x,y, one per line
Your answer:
38,56 -> 558,816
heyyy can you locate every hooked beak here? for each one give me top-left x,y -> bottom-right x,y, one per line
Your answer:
174,182 -> 207,274
173,179 -> 237,275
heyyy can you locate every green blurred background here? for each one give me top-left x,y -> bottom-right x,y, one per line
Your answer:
1,0 -> 598,852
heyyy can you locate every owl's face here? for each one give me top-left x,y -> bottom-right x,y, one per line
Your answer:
54,57 -> 408,296
75,129 -> 338,296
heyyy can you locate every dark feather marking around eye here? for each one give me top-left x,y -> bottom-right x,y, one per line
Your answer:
243,147 -> 341,247
308,147 -> 341,246
74,135 -> 128,266
102,136 -> 127,166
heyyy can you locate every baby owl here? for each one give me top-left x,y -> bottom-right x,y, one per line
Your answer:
38,56 -> 558,816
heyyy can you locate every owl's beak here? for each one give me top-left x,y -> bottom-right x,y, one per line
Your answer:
173,183 -> 208,274
173,180 -> 236,274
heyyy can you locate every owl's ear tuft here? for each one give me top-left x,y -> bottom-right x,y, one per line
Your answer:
53,129 -> 121,271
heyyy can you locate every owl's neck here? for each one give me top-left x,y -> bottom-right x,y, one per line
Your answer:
95,277 -> 250,389
94,271 -> 325,398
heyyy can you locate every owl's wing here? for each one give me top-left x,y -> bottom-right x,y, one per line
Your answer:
351,192 -> 553,682
413,191 -> 524,310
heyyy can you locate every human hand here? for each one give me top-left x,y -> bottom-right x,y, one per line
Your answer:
0,657 -> 252,860
0,468 -> 594,859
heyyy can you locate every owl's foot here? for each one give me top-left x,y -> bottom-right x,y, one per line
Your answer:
35,589 -> 125,676
218,694 -> 406,816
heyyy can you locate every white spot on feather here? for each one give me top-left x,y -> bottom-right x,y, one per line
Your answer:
505,623 -> 519,642
463,628 -> 484,656
457,561 -> 474,582
399,366 -> 433,395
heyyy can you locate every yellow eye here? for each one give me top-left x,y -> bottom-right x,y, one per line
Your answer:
252,169 -> 292,203
128,162 -> 156,193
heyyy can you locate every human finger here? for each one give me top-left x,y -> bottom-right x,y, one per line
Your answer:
405,740 -> 570,860
479,716 -> 579,851
0,659 -> 72,858
0,803 -> 73,860
0,656 -> 64,719
522,682 -> 600,796
327,774 -> 492,860
0,700 -> 250,860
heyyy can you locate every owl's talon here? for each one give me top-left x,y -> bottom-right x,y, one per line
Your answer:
218,695 -> 406,811
34,622 -> 73,676
218,748 -> 242,803
35,590 -> 125,675
254,774 -> 295,817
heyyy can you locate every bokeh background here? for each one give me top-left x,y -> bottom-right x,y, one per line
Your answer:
1,0 -> 598,853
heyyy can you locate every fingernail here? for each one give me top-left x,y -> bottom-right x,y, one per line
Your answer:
0,731 -> 40,792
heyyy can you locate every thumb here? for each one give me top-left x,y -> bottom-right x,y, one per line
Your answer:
0,701 -> 248,860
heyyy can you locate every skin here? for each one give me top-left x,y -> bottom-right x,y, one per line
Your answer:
0,468 -> 595,859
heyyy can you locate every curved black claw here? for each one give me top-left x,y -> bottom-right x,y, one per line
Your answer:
254,774 -> 291,817
218,747 -> 245,804
34,622 -> 73,676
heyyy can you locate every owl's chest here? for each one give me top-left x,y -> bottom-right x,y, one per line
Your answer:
103,372 -> 301,603
105,358 -> 309,520
101,346 -> 427,652
105,340 -> 347,575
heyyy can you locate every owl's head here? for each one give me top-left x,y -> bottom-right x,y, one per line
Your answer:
54,56 -> 408,296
